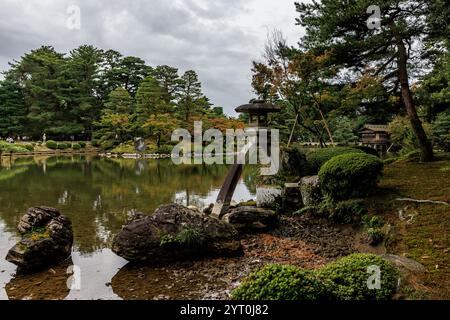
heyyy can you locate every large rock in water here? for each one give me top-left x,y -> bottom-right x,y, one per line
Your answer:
112,204 -> 243,263
222,206 -> 278,233
6,206 -> 73,273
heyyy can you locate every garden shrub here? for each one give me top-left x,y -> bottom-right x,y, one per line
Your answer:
366,228 -> 384,245
279,145 -> 311,179
0,142 -> 29,153
232,254 -> 399,301
24,144 -> 34,152
351,145 -> 379,157
57,143 -> 69,150
91,139 -> 101,147
100,140 -> 115,150
111,142 -> 135,153
46,140 -> 58,150
298,197 -> 367,223
78,142 -> 86,148
306,147 -> 364,173
362,216 -> 385,245
319,153 -> 384,200
329,199 -> 367,223
231,264 -> 332,300
156,144 -> 173,154
318,253 -> 398,300
362,215 -> 384,229
72,143 -> 81,150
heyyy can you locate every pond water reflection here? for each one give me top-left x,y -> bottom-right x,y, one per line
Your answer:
0,155 -> 256,299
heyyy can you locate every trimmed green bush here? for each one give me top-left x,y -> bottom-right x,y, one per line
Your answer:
24,144 -> 34,152
91,139 -> 101,147
318,253 -> 398,300
319,153 -> 384,200
279,145 -> 311,178
78,142 -> 86,148
306,147 -> 364,173
156,144 -> 173,154
46,140 -> 58,150
231,264 -> 331,300
100,140 -> 115,150
72,143 -> 81,150
351,146 -> 380,157
57,143 -> 69,150
0,142 -> 29,153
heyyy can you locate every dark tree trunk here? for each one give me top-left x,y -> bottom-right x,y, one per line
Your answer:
395,33 -> 434,162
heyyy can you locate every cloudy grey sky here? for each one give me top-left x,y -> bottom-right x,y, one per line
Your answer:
0,0 -> 307,116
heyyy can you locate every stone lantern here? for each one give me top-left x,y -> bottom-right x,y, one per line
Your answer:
211,99 -> 281,218
235,99 -> 281,128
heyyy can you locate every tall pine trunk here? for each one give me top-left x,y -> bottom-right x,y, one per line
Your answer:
394,32 -> 434,162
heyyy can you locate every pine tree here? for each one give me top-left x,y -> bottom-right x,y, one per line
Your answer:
295,0 -> 448,161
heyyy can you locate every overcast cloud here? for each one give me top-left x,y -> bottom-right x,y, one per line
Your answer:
0,0 -> 307,116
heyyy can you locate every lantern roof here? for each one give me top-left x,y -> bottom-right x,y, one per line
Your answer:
235,99 -> 281,114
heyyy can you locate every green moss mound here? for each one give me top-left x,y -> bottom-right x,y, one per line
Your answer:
72,143 -> 81,150
306,147 -> 364,173
232,254 -> 398,301
231,264 -> 332,300
319,153 -> 384,200
318,253 -> 398,300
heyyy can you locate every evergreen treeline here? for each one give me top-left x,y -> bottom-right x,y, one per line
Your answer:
0,45 -> 241,149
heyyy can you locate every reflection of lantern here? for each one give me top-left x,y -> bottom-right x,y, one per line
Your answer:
212,100 -> 281,218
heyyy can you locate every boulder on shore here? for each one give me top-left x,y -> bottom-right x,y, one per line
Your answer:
6,206 -> 73,273
112,204 -> 243,263
222,206 -> 278,233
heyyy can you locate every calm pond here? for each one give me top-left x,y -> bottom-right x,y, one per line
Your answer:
0,155 -> 256,300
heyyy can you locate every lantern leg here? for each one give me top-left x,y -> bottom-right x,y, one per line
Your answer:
211,163 -> 244,218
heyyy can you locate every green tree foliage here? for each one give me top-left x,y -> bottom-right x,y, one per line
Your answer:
6,46 -> 68,138
104,87 -> 133,114
152,65 -> 182,104
0,80 -> 26,137
431,111 -> 450,151
0,45 -> 234,146
178,70 -> 205,122
62,45 -> 103,137
136,76 -> 171,125
295,0 -> 449,161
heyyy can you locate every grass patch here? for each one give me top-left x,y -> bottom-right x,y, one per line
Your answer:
364,152 -> 450,299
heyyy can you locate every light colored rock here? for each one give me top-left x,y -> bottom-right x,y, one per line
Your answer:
299,175 -> 321,206
256,186 -> 282,208
382,254 -> 426,273
222,206 -> 278,233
